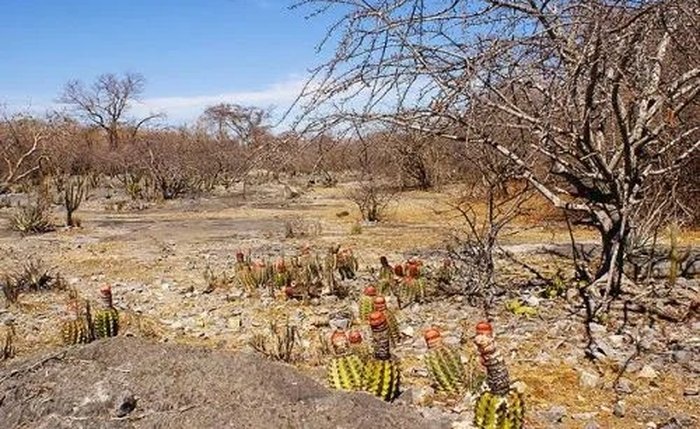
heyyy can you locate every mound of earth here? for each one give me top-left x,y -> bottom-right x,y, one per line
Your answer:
0,337 -> 446,428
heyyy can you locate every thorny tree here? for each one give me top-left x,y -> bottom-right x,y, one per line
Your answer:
59,72 -> 161,149
200,103 -> 270,146
293,0 -> 700,316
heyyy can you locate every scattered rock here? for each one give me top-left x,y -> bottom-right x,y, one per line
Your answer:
579,370 -> 601,389
613,400 -> 626,418
583,420 -> 601,429
401,326 -> 415,338
541,405 -> 567,423
615,378 -> 635,394
638,365 -> 659,379
683,387 -> 698,396
115,391 -> 137,417
671,350 -> 692,365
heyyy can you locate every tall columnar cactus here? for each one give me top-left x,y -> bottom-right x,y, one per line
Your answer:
363,312 -> 400,401
327,330 -> 364,391
473,322 -> 524,429
348,330 -> 371,362
378,256 -> 394,294
94,285 -> 119,338
273,257 -> 291,289
61,299 -> 92,345
359,285 -> 377,321
424,327 -> 467,395
372,296 -> 401,345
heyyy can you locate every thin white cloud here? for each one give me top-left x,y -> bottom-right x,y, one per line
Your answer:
131,77 -> 306,123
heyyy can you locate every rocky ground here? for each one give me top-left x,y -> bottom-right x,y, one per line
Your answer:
0,181 -> 698,428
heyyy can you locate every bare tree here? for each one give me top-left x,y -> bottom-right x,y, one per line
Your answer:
58,72 -> 160,149
293,0 -> 700,309
200,103 -> 269,146
0,115 -> 47,194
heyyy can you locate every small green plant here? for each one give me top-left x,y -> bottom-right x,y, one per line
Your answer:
1,321 -> 16,360
10,199 -> 54,234
248,320 -> 299,363
505,299 -> 537,318
1,260 -> 63,304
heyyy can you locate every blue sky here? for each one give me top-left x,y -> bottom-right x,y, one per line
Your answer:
0,0 -> 337,123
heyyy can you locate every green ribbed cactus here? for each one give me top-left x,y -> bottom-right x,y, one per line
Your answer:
473,322 -> 524,429
348,330 -> 371,362
94,285 -> 119,338
327,330 -> 364,391
359,285 -> 377,321
372,296 -> 400,345
362,312 -> 400,401
424,327 -> 467,395
61,299 -> 93,345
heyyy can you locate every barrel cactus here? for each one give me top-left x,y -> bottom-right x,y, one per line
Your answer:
348,330 -> 371,362
372,296 -> 401,345
473,322 -> 525,429
359,285 -> 377,321
362,311 -> 400,401
94,285 -> 119,338
424,327 -> 467,395
327,330 -> 364,391
61,299 -> 93,345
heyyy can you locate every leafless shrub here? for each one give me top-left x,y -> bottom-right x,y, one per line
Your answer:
346,178 -> 397,222
1,260 -> 64,304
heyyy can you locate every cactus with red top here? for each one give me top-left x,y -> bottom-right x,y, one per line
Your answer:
424,327 -> 467,395
327,330 -> 364,391
372,296 -> 401,345
359,285 -> 377,321
60,298 -> 93,345
362,311 -> 400,401
348,330 -> 371,362
473,321 -> 524,429
94,285 -> 119,338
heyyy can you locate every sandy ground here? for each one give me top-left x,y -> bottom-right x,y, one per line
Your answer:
0,182 -> 698,428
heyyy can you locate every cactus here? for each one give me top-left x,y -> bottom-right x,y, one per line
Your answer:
94,285 -> 119,338
273,257 -> 291,289
424,327 -> 467,395
473,322 -> 524,429
362,311 -> 400,401
372,296 -> 401,345
60,299 -> 93,345
359,285 -> 377,321
327,330 -> 364,391
336,247 -> 358,280
348,330 -> 371,362
377,256 -> 395,294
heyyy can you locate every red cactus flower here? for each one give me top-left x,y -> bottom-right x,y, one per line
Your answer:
363,285 -> 377,296
235,251 -> 245,263
368,311 -> 387,329
423,327 -> 442,349
475,321 -> 493,336
393,265 -> 404,277
348,330 -> 363,344
372,296 -> 387,312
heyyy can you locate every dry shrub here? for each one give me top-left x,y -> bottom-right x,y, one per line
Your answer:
346,178 -> 397,222
1,260 -> 64,304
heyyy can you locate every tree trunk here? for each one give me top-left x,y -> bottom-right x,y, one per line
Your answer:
594,209 -> 628,298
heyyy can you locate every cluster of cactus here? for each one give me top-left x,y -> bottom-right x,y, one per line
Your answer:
235,252 -> 273,291
60,286 -> 120,346
473,322 -> 525,429
334,247 -> 358,280
326,315 -> 400,402
326,330 -> 364,391
375,256 -> 428,307
423,327 -> 468,396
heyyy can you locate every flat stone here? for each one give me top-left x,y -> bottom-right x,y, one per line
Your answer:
541,405 -> 567,423
638,365 -> 658,379
579,370 -> 601,389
